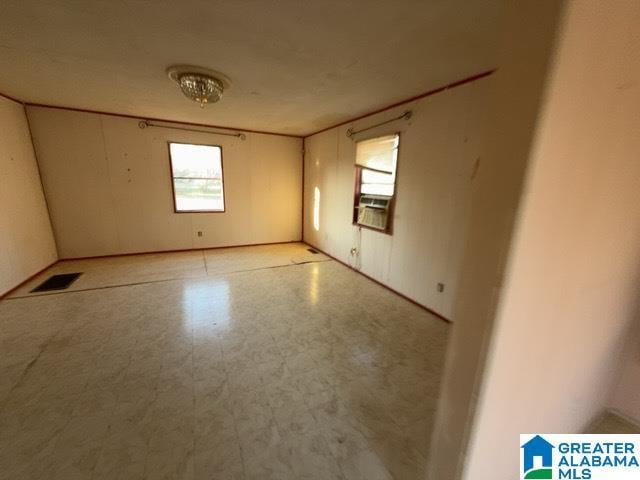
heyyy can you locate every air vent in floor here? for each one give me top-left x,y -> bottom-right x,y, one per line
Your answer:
31,273 -> 83,292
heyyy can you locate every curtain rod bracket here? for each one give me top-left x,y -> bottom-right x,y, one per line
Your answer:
346,110 -> 412,138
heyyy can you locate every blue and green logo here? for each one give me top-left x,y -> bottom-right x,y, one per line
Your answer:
522,435 -> 555,479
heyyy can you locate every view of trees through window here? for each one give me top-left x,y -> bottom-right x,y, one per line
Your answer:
169,143 -> 224,212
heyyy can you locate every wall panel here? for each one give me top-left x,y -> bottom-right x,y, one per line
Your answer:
27,107 -> 302,258
303,78 -> 492,319
0,98 -> 57,294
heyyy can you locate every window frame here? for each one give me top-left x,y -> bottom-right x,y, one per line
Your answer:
352,132 -> 401,235
167,141 -> 226,214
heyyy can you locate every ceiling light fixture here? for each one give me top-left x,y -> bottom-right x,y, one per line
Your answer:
167,65 -> 230,108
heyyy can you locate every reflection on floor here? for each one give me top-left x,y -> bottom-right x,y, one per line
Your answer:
0,243 -> 449,479
589,411 -> 640,434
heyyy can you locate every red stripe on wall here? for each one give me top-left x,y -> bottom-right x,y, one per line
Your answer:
0,90 -> 24,105
303,69 -> 496,138
24,102 -> 304,138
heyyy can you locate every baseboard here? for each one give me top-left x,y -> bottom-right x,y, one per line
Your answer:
1,241 -> 303,299
303,241 -> 451,324
0,259 -> 59,300
59,239 -> 302,261
1,241 -> 446,323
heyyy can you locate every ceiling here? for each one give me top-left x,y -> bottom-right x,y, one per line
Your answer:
0,1 -> 502,136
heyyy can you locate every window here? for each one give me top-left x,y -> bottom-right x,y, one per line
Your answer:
353,134 -> 399,233
169,142 -> 225,212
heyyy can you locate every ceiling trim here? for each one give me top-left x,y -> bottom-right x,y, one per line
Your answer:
303,68 -> 496,138
0,90 -> 24,105
1,68 -> 495,138
23,102 -> 304,138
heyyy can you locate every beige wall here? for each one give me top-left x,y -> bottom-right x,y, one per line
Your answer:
427,1 -> 565,478
0,97 -> 57,295
27,107 -> 303,258
460,1 -> 640,478
302,78 -> 492,320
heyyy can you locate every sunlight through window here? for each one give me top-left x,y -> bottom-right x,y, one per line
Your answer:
313,186 -> 320,231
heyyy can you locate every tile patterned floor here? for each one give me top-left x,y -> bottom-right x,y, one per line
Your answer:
0,243 -> 449,479
9,243 -> 330,299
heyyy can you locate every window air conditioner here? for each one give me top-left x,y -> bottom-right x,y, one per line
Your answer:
357,194 -> 391,230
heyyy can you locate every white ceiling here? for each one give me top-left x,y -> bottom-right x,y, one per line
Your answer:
0,1 -> 501,136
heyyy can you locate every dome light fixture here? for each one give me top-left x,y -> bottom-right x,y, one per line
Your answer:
167,65 -> 230,108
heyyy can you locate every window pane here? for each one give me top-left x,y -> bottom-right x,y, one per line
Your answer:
355,134 -> 399,173
170,143 -> 222,178
361,183 -> 395,196
173,178 -> 224,212
361,168 -> 395,196
169,143 -> 225,212
361,169 -> 394,185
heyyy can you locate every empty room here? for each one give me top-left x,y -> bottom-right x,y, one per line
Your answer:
1,1 -> 639,479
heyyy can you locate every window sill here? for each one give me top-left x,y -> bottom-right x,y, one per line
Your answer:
174,209 -> 226,214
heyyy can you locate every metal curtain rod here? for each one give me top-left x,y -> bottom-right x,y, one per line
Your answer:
346,110 -> 412,138
138,120 -> 247,140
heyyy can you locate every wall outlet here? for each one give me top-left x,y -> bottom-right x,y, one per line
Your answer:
197,231 -> 203,237
437,283 -> 445,293
350,247 -> 358,256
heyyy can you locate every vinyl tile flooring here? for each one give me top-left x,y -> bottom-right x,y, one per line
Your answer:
0,243 -> 449,479
9,242 -> 329,299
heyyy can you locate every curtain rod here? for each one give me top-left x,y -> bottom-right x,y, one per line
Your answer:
346,110 -> 412,138
138,120 -> 246,140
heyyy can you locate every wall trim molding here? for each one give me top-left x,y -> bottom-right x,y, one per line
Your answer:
0,260 -> 58,300
301,137 -> 306,241
25,103 -> 304,139
0,90 -> 25,105
299,71 -> 496,323
0,240 -> 303,300
2,239 -> 453,323
3,68 -> 495,139
304,242 -> 452,324
303,68 -> 496,138
57,240 -> 301,261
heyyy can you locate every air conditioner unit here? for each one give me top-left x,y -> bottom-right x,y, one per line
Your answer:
357,194 -> 391,230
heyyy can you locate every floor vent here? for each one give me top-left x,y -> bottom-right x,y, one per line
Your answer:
31,273 -> 82,292
307,248 -> 319,254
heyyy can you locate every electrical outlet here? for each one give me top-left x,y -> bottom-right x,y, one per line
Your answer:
437,283 -> 445,293
350,247 -> 358,256
197,231 -> 203,237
